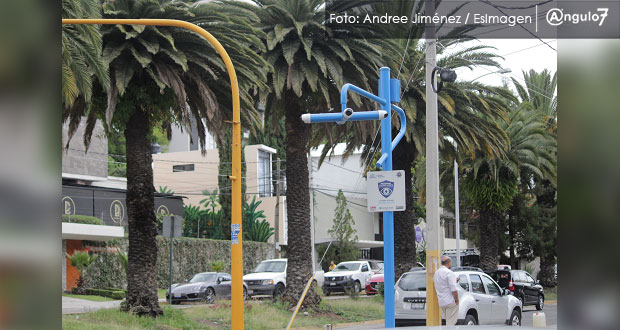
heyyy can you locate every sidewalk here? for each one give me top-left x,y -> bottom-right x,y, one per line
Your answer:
62,296 -> 122,314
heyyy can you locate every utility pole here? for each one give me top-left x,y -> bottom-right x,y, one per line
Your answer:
425,0 -> 442,326
455,159 -> 461,268
308,154 -> 316,273
274,157 -> 281,258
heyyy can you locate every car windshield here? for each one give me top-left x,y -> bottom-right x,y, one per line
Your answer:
377,268 -> 384,274
398,272 -> 426,291
333,262 -> 361,272
189,274 -> 216,283
253,260 -> 286,273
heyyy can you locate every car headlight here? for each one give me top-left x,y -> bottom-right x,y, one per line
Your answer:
346,275 -> 353,280
262,279 -> 274,285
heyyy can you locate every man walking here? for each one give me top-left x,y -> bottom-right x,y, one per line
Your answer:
433,256 -> 459,325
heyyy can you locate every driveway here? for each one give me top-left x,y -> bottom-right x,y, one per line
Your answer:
62,296 -> 121,314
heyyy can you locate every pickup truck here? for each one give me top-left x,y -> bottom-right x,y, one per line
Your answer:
322,260 -> 374,295
243,258 -> 325,298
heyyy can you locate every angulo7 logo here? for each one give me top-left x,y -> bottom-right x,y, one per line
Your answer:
546,7 -> 609,27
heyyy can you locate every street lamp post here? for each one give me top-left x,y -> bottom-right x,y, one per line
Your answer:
471,68 -> 512,82
301,67 -> 406,328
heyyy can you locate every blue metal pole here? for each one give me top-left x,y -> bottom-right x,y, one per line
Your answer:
379,67 -> 395,328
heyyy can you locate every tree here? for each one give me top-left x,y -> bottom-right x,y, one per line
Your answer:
243,196 -> 275,242
62,0 -> 109,119
62,0 -> 268,316
66,251 -> 99,294
242,0 -> 391,308
462,105 -> 556,272
317,190 -> 360,271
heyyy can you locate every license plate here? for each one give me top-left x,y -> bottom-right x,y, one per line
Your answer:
411,303 -> 425,310
330,283 -> 336,286
173,294 -> 181,298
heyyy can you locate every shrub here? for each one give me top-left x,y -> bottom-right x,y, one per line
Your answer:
62,215 -> 104,225
209,260 -> 226,272
85,288 -> 125,300
66,251 -> 98,294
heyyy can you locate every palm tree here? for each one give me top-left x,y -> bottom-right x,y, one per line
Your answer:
62,0 -> 109,147
240,0 -> 393,308
62,0 -> 268,316
511,69 -> 557,132
462,105 -> 556,272
66,251 -> 99,294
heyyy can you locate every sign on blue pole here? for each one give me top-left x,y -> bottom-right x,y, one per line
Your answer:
301,66 -> 406,328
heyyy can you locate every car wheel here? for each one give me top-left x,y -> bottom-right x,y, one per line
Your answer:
536,295 -> 544,310
203,287 -> 215,304
353,281 -> 361,293
243,286 -> 247,301
510,309 -> 522,326
464,314 -> 477,325
273,283 -> 285,298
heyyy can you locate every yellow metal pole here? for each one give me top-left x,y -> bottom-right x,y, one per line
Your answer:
425,250 -> 441,326
285,274 -> 315,330
62,19 -> 244,330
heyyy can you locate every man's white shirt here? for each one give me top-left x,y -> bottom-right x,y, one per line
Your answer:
433,265 -> 458,307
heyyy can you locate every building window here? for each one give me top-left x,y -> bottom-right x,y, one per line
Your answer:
445,219 -> 456,239
173,164 -> 194,172
258,150 -> 272,197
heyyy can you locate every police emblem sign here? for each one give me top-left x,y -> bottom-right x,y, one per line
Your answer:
367,170 -> 406,212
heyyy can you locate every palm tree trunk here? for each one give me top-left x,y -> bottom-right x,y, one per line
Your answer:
478,209 -> 500,273
392,137 -> 417,281
121,108 -> 162,316
282,93 -> 320,309
539,254 -> 556,288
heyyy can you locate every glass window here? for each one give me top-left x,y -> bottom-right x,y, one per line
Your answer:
511,271 -> 523,282
525,273 -> 535,283
258,150 -> 272,197
190,273 -> 217,283
173,164 -> 194,172
469,274 -> 486,294
482,275 -> 501,296
458,274 -> 470,291
398,272 -> 427,291
334,262 -> 361,272
253,260 -> 286,273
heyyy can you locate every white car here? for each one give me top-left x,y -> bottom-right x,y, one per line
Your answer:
322,260 -> 374,295
395,268 -> 522,326
243,258 -> 324,298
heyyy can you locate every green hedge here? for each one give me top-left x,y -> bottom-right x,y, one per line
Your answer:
62,215 -> 105,225
85,288 -> 125,300
83,237 -> 275,289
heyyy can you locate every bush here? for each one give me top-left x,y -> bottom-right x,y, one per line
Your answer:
209,260 -> 225,272
85,288 -> 125,300
62,215 -> 104,225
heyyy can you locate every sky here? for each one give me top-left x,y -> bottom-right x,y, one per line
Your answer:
450,39 -> 558,89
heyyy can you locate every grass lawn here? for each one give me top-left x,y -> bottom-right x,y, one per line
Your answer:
62,293 -> 118,302
62,297 -> 385,329
158,289 -> 167,300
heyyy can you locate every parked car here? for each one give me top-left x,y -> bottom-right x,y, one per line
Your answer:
166,272 -> 247,304
443,249 -> 480,268
489,269 -> 545,310
365,267 -> 384,295
394,268 -> 522,326
323,260 -> 373,295
360,259 -> 384,274
409,262 -> 426,271
243,258 -> 324,298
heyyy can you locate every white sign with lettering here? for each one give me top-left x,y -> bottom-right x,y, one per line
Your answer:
367,170 -> 406,212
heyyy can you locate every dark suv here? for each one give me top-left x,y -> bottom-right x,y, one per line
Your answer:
489,269 -> 545,310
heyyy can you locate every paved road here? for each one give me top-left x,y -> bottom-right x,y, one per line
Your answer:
62,296 -> 121,314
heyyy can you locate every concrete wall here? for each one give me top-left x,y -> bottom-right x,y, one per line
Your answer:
61,117 -> 107,179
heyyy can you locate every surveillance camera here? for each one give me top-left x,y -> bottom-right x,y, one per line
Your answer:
440,69 -> 457,83
343,108 -> 354,120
